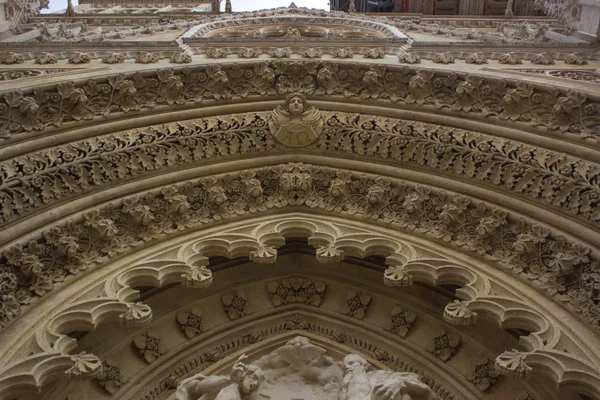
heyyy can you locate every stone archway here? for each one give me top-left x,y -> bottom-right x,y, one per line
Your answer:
1,57 -> 600,400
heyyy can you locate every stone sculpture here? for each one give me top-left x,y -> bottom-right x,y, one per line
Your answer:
173,336 -> 437,400
175,354 -> 264,400
341,354 -> 438,400
268,93 -> 324,147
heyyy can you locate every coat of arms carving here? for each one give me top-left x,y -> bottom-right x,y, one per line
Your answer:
268,93 -> 324,147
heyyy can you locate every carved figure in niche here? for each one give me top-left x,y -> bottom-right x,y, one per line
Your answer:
268,93 -> 324,147
175,355 -> 264,400
341,354 -> 438,400
284,26 -> 302,37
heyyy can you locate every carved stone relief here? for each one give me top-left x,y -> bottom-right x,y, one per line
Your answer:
468,358 -> 500,391
427,330 -> 461,361
222,290 -> 248,320
96,359 -> 128,394
133,330 -> 168,363
267,277 -> 326,307
385,305 -> 417,338
268,93 -> 324,147
341,290 -> 372,319
173,336 -> 438,400
177,307 -> 208,339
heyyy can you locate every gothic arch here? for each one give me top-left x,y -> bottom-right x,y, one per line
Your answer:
1,10 -> 600,399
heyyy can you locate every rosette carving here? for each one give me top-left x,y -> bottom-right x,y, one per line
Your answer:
427,330 -> 460,361
386,305 -> 417,338
267,278 -> 326,307
341,290 -> 371,319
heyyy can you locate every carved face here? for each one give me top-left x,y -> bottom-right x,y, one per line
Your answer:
288,96 -> 304,118
343,354 -> 369,372
240,370 -> 263,394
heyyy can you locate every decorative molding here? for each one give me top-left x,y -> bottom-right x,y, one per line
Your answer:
68,52 -> 90,64
0,53 -> 24,65
136,52 -> 159,64
237,48 -> 261,59
398,51 -> 420,64
499,52 -> 523,64
465,53 -> 487,65
269,48 -> 291,58
102,53 -> 125,64
531,53 -> 554,65
363,48 -> 385,59
267,277 -> 326,307
35,53 -> 58,65
564,53 -> 587,65
332,48 -> 353,59
119,301 -> 153,327
2,214 -> 598,398
433,52 -> 455,64
205,48 -> 230,59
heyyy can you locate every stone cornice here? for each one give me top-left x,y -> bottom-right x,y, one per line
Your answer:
1,163 -> 599,337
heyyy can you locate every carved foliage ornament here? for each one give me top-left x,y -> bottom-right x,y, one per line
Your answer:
177,307 -> 207,339
1,61 -> 599,146
6,111 -> 599,234
222,290 -> 248,320
1,163 -> 599,333
96,360 -> 128,394
267,277 -> 326,307
133,330 -> 168,363
341,290 -> 372,319
427,330 -> 460,361
385,305 -> 417,338
468,358 -> 499,392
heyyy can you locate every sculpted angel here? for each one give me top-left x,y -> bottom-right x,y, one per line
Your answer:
268,93 -> 324,147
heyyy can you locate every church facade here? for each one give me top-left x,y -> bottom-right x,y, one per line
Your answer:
0,1 -> 599,399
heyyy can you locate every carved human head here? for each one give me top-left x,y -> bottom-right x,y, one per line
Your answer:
239,365 -> 264,396
343,354 -> 371,373
285,93 -> 306,118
